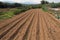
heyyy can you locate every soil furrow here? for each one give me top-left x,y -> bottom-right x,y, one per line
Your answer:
13,12 -> 35,40
44,12 -> 60,40
42,13 -> 55,40
45,13 -> 60,32
22,14 -> 35,40
0,10 -> 32,29
46,12 -> 60,25
39,14 -> 45,40
8,13 -> 34,40
0,9 -> 60,40
36,11 -> 40,40
29,12 -> 38,40
0,12 -> 30,36
0,11 -> 32,40
22,12 -> 37,40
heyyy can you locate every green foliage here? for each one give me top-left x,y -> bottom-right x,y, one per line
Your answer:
14,9 -> 27,15
0,11 -> 14,20
0,8 -> 29,20
0,1 -> 44,20
50,2 -> 60,8
0,12 -> 5,15
41,0 -> 49,4
0,2 -> 22,8
32,5 -> 41,9
42,4 -> 48,11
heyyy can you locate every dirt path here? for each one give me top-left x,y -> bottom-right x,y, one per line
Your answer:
0,9 -> 60,40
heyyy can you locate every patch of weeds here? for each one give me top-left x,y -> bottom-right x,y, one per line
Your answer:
0,11 -> 14,20
42,4 -> 48,12
0,8 -> 29,20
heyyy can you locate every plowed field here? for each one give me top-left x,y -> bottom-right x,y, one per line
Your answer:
0,9 -> 60,40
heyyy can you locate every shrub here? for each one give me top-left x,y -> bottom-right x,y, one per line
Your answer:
42,4 -> 48,11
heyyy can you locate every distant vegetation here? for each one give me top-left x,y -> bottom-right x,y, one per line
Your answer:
41,0 -> 49,11
0,2 -> 41,20
50,2 -> 60,8
40,0 -> 60,19
0,2 -> 22,8
0,1 -> 60,20
0,2 -> 29,20
41,0 -> 49,4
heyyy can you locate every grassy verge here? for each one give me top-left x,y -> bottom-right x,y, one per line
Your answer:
0,8 -> 29,20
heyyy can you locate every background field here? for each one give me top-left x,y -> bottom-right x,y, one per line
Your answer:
0,1 -> 60,20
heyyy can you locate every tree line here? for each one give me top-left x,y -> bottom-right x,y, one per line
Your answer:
41,0 -> 60,8
0,1 -> 60,8
0,2 -> 22,8
50,2 -> 60,8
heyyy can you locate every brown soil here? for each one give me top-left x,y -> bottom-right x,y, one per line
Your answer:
0,9 -> 60,40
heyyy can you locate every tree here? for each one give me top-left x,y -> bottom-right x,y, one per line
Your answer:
14,3 -> 22,7
0,2 -> 22,8
0,2 -> 4,8
41,0 -> 45,4
41,0 -> 49,4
